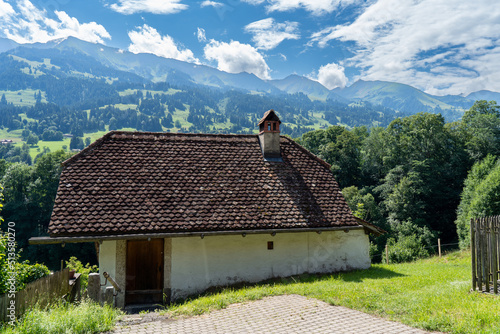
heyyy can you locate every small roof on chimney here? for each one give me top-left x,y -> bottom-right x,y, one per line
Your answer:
258,109 -> 281,125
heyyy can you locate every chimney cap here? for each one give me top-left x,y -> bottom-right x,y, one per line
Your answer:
258,109 -> 281,126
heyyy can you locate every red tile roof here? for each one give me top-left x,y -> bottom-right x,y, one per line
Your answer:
48,131 -> 359,236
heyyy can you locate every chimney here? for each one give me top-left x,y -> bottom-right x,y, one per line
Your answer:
258,109 -> 282,161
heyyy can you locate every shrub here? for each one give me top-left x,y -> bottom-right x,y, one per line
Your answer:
382,220 -> 435,263
65,256 -> 98,290
383,235 -> 430,264
0,233 -> 50,294
15,261 -> 50,291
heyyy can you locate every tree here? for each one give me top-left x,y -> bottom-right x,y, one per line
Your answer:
109,117 -> 118,130
1,163 -> 34,251
372,113 -> 468,242
70,136 -> 84,150
297,126 -> 364,188
35,90 -> 42,103
21,129 -> 31,140
162,112 -> 174,128
26,134 -> 39,147
459,100 -> 500,161
0,184 -> 50,294
455,155 -> 499,248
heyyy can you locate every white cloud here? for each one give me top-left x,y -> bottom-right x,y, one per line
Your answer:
244,18 -> 299,50
0,1 -> 15,17
311,62 -> 347,90
309,0 -> 500,95
204,40 -> 270,79
110,0 -> 187,14
0,0 -> 110,44
241,0 -> 359,15
128,24 -> 199,63
200,1 -> 223,8
197,27 -> 206,42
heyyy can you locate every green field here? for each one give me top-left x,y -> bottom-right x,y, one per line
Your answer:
118,88 -> 182,97
0,89 -> 47,107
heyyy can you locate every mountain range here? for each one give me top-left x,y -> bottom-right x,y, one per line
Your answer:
1,36 -> 500,120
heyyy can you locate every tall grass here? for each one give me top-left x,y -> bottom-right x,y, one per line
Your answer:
1,299 -> 122,334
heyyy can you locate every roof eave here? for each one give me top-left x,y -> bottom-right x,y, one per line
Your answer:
30,225 -> 365,244
354,217 -> 387,236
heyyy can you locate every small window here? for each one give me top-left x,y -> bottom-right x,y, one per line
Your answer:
273,123 -> 277,131
268,123 -> 271,131
267,241 -> 274,250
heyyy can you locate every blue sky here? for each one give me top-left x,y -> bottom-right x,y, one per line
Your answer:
0,0 -> 499,96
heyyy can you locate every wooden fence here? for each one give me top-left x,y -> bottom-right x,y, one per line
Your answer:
0,268 -> 70,322
471,216 -> 500,294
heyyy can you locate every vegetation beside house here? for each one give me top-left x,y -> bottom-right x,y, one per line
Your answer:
0,299 -> 121,334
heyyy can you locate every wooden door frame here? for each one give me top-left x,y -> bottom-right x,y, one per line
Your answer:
125,238 -> 164,305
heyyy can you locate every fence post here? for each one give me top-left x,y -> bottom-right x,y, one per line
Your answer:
385,244 -> 389,265
104,287 -> 114,307
88,273 -> 101,304
471,218 -> 476,291
485,217 -> 490,293
438,238 -> 441,258
493,216 -> 498,294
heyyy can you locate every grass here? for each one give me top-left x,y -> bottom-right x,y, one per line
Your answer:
0,90 -> 47,107
0,251 -> 495,333
161,251 -> 499,334
0,299 -> 122,334
118,88 -> 182,97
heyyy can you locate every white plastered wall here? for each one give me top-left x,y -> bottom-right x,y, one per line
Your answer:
98,240 -> 127,308
99,240 -> 116,282
170,230 -> 370,300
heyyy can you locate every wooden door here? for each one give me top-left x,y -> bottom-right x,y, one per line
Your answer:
126,239 -> 164,305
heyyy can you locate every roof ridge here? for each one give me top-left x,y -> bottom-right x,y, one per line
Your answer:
62,131 -> 116,167
110,131 -> 258,139
281,136 -> 332,171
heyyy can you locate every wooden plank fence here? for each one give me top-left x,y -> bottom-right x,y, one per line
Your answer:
471,216 -> 500,294
0,268 -> 70,322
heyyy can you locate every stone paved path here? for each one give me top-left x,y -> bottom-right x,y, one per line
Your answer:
111,294 -> 441,334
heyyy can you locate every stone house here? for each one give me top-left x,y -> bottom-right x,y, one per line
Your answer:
31,110 -> 383,308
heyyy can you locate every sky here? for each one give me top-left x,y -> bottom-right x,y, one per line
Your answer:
0,0 -> 499,96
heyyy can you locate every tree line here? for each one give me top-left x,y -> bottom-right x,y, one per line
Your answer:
0,100 -> 497,268
296,100 -> 500,262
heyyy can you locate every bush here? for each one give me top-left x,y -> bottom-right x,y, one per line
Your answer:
15,261 -> 50,291
382,220 -> 435,263
383,235 -> 430,264
0,233 -> 50,294
65,256 -> 98,290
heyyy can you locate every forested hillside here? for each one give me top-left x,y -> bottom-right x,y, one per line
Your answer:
0,100 -> 497,269
1,38 -> 499,268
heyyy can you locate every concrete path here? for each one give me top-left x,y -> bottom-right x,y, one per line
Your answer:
111,294 -> 440,334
